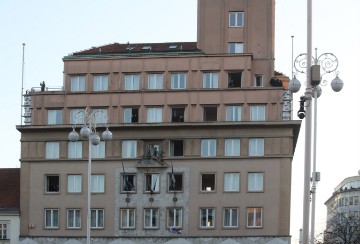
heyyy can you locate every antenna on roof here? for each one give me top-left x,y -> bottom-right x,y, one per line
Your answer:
20,43 -> 25,125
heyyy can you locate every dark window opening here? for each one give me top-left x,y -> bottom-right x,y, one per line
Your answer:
122,174 -> 136,192
131,108 -> 138,123
46,175 -> 59,193
204,107 -> 217,122
168,173 -> 183,191
201,174 -> 215,191
170,140 -> 183,157
228,72 -> 242,88
172,108 -> 185,122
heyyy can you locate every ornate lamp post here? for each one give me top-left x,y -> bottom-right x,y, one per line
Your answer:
289,50 -> 343,244
68,108 -> 112,244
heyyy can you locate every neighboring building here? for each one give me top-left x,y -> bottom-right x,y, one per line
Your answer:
17,0 -> 301,243
324,172 -> 360,243
0,168 -> 20,244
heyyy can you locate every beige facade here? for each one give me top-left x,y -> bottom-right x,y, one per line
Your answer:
17,0 -> 300,243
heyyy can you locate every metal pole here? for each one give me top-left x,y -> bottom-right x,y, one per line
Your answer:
21,43 -> 25,125
302,0 -> 313,242
87,139 -> 92,244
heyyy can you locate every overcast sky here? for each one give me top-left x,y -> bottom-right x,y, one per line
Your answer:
1,0 -> 359,243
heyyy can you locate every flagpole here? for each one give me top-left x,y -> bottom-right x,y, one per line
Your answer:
21,43 -> 25,125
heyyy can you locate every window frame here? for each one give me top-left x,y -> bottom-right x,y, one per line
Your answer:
91,174 -> 105,193
223,208 -> 239,228
248,172 -> 264,192
67,174 -> 82,193
203,106 -> 217,122
67,209 -> 81,229
122,140 -> 137,158
148,73 -> 163,90
70,108 -> 85,124
203,72 -> 219,89
144,208 -> 159,229
200,208 -> 215,228
93,74 -> 109,91
71,75 -> 86,92
145,173 -> 160,193
170,139 -> 184,157
247,207 -> 263,228
224,172 -> 240,192
91,141 -> 105,158
147,107 -> 163,123
167,208 -> 183,228
171,73 -> 187,89
250,105 -> 266,121
45,175 -> 60,193
48,109 -> 62,125
254,75 -> 264,87
201,173 -> 216,192
68,141 -> 82,158
226,105 -> 242,122
201,139 -> 217,157
120,208 -> 136,229
0,222 -> 9,240
124,73 -> 140,91
229,11 -> 244,27
121,173 -> 136,193
228,43 -> 244,54
249,138 -> 264,156
168,172 -> 183,192
91,209 -> 104,229
45,208 -> 59,229
92,108 -> 108,124
124,107 -> 139,123
45,142 -> 60,159
225,138 -> 240,156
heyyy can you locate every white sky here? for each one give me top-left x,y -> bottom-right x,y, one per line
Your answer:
1,0 -> 359,243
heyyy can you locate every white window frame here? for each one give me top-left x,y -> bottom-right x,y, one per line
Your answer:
91,141 -> 105,158
48,110 -> 62,125
67,209 -> 81,229
224,173 -> 240,192
71,75 -> 85,92
248,172 -> 264,192
254,75 -> 264,87
144,208 -> 159,229
223,208 -> 238,228
0,222 -> 9,240
200,208 -> 215,228
67,175 -> 82,193
68,141 -> 82,158
229,12 -> 244,27
45,175 -> 59,193
247,207 -> 263,228
201,139 -> 216,157
250,105 -> 266,121
122,174 -> 136,192
225,139 -> 240,156
249,138 -> 264,156
124,74 -> 140,91
70,108 -> 85,124
120,208 -> 136,229
201,173 -> 216,192
171,73 -> 186,89
92,108 -> 108,124
45,209 -> 59,229
148,73 -> 163,90
147,107 -> 162,123
124,107 -> 138,123
167,208 -> 183,228
228,43 -> 244,54
46,142 -> 60,159
203,72 -> 219,88
91,209 -> 104,228
145,173 -> 160,193
122,140 -> 137,158
226,106 -> 242,122
91,175 -> 105,193
93,74 -> 108,91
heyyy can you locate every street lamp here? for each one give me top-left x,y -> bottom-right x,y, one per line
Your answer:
68,108 -> 112,244
289,50 -> 343,244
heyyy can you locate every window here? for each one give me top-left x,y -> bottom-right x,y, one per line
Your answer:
170,140 -> 184,157
254,75 -> 263,87
68,141 -> 82,158
92,108 -> 108,124
45,209 -> 59,228
228,43 -> 244,54
148,73 -> 163,90
228,72 -> 242,87
171,73 -> 186,89
91,209 -> 104,228
250,105 -> 266,121
201,173 -> 215,192
70,108 -> 85,124
229,12 -> 244,27
249,138 -> 264,156
226,106 -> 242,121
171,107 -> 185,122
67,175 -> 82,193
225,139 -> 240,156
144,208 -> 159,228
121,174 -> 136,192
145,174 -> 159,193
203,72 -> 219,88
248,172 -> 264,192
167,208 -> 182,227
201,139 -> 216,157
0,222 -> 8,240
124,107 -> 139,123
200,208 -> 215,228
71,75 -> 85,92
91,175 -> 105,193
168,172 -> 183,192
48,110 -> 62,125
122,140 -> 137,158
247,207 -> 263,228
203,107 -> 217,122
46,142 -> 60,159
147,107 -> 162,122
120,208 -> 136,229
45,175 -> 59,193
67,209 -> 81,228
223,208 -> 238,227
224,173 -> 239,192
124,74 -> 140,91
91,141 -> 105,158
93,74 -> 108,91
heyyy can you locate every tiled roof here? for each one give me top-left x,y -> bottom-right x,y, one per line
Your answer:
0,168 -> 20,211
72,42 -> 201,56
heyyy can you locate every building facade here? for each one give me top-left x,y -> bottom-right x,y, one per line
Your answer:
17,0 -> 300,243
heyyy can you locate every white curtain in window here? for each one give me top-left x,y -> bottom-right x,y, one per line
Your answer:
224,173 -> 239,191
225,139 -> 240,156
91,175 -> 104,193
93,75 -> 108,91
122,140 -> 137,158
68,141 -> 82,158
46,142 -> 60,159
147,108 -> 162,122
91,141 -> 105,158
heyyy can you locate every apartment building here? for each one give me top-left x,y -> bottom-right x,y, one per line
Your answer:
17,0 -> 301,243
